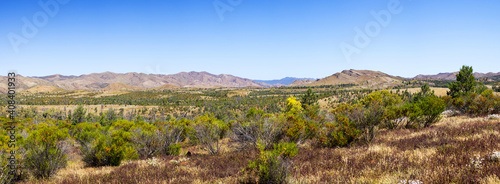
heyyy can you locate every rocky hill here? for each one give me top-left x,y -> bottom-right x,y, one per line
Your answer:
255,77 -> 316,86
101,83 -> 146,92
414,72 -> 500,80
299,69 -> 404,89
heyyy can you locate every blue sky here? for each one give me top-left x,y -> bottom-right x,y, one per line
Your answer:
1,0 -> 499,80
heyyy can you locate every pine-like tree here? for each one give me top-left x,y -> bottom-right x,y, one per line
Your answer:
447,65 -> 476,98
300,88 -> 318,108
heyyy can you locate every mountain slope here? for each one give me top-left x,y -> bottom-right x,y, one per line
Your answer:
21,85 -> 67,94
414,72 -> 500,80
162,71 -> 270,88
0,71 -> 269,93
255,77 -> 316,86
102,83 -> 145,92
301,69 -> 404,89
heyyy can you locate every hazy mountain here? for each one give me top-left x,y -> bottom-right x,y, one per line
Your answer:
255,77 -> 316,86
3,69 -> 500,94
102,83 -> 146,92
413,72 -> 500,80
0,71 -> 270,93
161,71 -> 271,88
290,79 -> 315,86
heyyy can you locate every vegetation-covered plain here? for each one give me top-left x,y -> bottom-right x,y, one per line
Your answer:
1,66 -> 500,183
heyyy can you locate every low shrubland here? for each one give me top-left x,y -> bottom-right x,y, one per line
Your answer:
1,66 -> 500,183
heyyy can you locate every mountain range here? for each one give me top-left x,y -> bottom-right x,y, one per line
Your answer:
414,72 -> 500,80
1,70 -> 499,93
255,77 -> 316,86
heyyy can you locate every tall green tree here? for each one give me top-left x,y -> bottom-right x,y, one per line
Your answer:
447,65 -> 476,98
300,88 -> 318,108
72,105 -> 86,125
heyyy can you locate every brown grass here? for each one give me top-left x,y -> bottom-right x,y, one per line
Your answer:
19,116 -> 500,184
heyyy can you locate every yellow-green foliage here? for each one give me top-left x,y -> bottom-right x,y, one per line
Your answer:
320,107 -> 361,148
282,97 -> 318,142
24,123 -> 69,179
361,90 -> 402,108
245,142 -> 298,184
190,113 -> 229,154
407,95 -> 446,128
284,96 -> 303,115
76,120 -> 138,167
446,89 -> 500,116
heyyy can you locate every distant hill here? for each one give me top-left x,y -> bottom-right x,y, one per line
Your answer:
255,77 -> 316,86
290,79 -> 315,86
414,72 -> 500,80
153,84 -> 181,90
0,71 -> 270,94
162,71 -> 270,88
2,69 -> 500,94
295,69 -> 404,89
21,85 -> 67,94
102,83 -> 145,92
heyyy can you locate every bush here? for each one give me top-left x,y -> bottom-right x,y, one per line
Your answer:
232,114 -> 285,150
0,161 -> 9,184
75,122 -> 130,167
448,90 -> 500,116
244,142 -> 298,184
24,123 -> 70,179
327,91 -> 392,145
319,113 -> 360,147
282,97 -> 318,143
407,95 -> 446,128
132,120 -> 186,158
158,122 -> 186,156
190,113 -> 228,154
80,133 -> 126,167
131,126 -> 160,159
494,85 -> 500,92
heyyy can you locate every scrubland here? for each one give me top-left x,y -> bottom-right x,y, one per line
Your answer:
15,115 -> 500,184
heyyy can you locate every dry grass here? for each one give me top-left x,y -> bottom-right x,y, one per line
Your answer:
19,116 -> 500,184
389,87 -> 449,97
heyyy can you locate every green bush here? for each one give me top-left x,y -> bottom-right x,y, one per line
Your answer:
190,113 -> 228,154
319,113 -> 360,147
447,90 -> 500,116
244,142 -> 298,184
232,114 -> 285,150
80,133 -> 126,167
75,122 -> 131,167
24,123 -> 70,179
407,95 -> 445,128
131,120 -> 185,158
493,85 -> 500,92
167,143 -> 181,156
282,97 -> 318,143
131,127 -> 159,159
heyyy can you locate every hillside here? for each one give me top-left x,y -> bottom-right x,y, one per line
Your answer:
414,72 -> 500,80
21,85 -> 67,94
255,77 -> 316,86
298,69 -> 404,89
102,83 -> 146,92
0,75 -> 60,92
0,71 -> 269,93
162,71 -> 270,88
153,84 -> 181,90
289,79 -> 315,86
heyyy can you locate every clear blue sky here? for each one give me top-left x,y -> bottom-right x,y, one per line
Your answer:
1,0 -> 499,80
